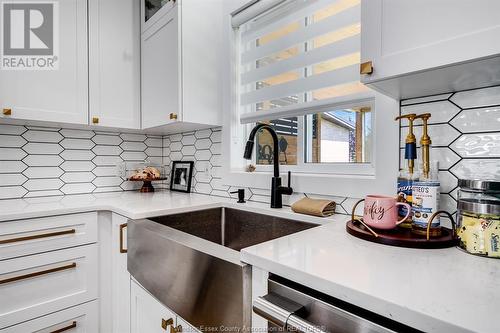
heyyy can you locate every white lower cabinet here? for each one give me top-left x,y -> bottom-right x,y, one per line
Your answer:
131,279 -> 176,333
130,279 -> 201,333
98,212 -> 131,333
0,212 -> 100,332
0,244 -> 98,329
0,301 -> 98,333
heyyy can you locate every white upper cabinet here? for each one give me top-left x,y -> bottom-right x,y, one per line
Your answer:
141,4 -> 180,130
361,0 -> 500,99
141,0 -> 223,132
1,0 -> 141,129
0,0 -> 88,124
89,0 -> 141,129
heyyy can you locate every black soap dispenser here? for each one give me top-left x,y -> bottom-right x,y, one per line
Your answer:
230,189 -> 246,203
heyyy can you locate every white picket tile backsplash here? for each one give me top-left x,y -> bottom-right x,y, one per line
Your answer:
399,84 -> 500,208
400,124 -> 461,147
0,125 -> 166,199
161,127 -> 356,214
401,100 -> 460,124
451,133 -> 500,157
0,135 -> 26,147
450,85 -> 500,108
23,130 -> 62,142
1,85 -> 497,213
450,106 -> 500,133
23,155 -> 63,167
23,167 -> 63,179
450,159 -> 500,180
0,174 -> 27,186
401,93 -> 453,106
61,172 -> 96,183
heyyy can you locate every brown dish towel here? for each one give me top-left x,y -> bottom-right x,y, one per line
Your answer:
291,197 -> 336,217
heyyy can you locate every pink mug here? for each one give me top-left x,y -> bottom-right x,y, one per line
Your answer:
355,195 -> 411,230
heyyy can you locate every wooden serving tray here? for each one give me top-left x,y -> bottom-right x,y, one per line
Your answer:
346,219 -> 458,249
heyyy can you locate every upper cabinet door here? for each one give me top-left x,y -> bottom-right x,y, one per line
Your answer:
361,0 -> 500,97
0,0 -> 88,124
141,6 -> 181,129
89,0 -> 141,129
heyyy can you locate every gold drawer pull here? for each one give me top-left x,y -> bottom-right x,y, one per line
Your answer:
92,117 -> 99,124
0,229 -> 76,245
50,321 -> 77,333
162,318 -> 174,330
2,108 -> 12,116
169,113 -> 178,120
0,262 -> 77,285
119,223 -> 127,253
360,61 -> 373,75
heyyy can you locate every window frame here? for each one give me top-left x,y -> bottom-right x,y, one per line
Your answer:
221,0 -> 399,198
249,98 -> 376,176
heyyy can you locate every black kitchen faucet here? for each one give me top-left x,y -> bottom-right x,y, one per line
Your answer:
243,124 -> 293,208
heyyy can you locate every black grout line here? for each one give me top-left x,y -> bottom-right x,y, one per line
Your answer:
400,96 -> 452,107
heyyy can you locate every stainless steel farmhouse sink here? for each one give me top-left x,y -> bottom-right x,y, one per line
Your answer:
128,207 -> 317,331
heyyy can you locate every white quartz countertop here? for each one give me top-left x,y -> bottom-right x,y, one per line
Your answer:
241,217 -> 500,333
0,191 -> 497,333
0,191 -> 226,222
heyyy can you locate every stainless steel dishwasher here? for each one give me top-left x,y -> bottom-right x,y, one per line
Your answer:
254,275 -> 423,333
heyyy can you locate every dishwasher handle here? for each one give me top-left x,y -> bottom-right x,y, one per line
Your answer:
253,295 -> 326,333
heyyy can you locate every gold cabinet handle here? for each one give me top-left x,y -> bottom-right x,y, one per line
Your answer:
0,229 -> 76,245
170,325 -> 182,333
119,223 -> 127,253
360,61 -> 373,75
162,318 -> 174,330
2,108 -> 12,116
92,117 -> 99,124
50,321 -> 77,333
169,113 -> 178,120
0,262 -> 76,285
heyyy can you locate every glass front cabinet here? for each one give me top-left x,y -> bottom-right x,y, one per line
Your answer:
142,0 -> 177,33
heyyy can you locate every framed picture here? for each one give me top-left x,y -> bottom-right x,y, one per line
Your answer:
170,161 -> 194,193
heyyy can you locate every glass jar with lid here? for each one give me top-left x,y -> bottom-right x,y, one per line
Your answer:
457,198 -> 500,258
458,179 -> 500,202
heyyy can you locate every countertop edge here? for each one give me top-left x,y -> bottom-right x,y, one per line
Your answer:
240,250 -> 472,333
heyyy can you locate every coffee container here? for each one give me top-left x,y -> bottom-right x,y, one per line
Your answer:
457,198 -> 500,258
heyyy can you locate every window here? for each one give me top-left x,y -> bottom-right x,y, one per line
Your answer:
304,106 -> 372,164
234,0 -> 374,174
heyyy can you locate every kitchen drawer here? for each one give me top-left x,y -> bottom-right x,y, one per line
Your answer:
0,213 -> 97,261
0,244 -> 98,329
0,300 -> 98,333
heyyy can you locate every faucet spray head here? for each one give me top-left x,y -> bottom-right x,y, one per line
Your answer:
243,140 -> 254,160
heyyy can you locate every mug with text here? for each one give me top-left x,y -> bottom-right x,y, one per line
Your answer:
355,195 -> 411,230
